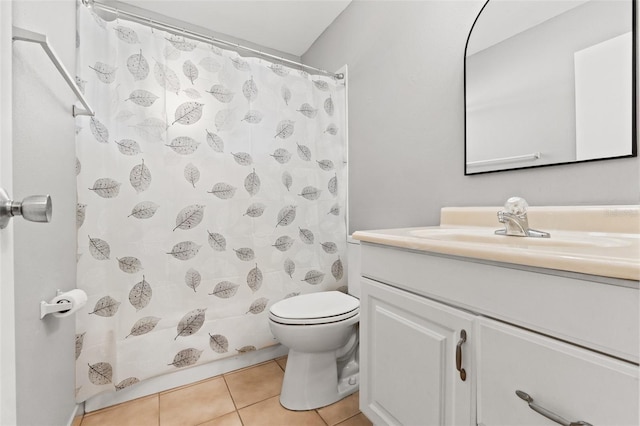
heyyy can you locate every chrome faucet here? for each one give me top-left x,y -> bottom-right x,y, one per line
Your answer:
495,197 -> 550,238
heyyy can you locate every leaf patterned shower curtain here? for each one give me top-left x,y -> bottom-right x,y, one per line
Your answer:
74,5 -> 347,402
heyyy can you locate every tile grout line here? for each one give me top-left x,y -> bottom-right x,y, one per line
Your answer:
156,393 -> 160,426
221,373 -> 244,425
226,358 -> 328,425
224,360 -> 286,411
340,412 -> 363,426
316,408 -> 331,426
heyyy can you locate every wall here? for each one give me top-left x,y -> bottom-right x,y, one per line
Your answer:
303,0 -> 640,234
12,0 -> 79,424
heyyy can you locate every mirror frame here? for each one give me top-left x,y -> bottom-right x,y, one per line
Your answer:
464,0 -> 637,175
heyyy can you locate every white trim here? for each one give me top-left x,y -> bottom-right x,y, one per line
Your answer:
0,1 -> 17,424
338,64 -> 349,236
65,404 -> 82,426
84,344 -> 288,412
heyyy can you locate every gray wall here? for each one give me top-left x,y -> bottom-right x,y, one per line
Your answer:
303,0 -> 640,234
12,0 -> 78,424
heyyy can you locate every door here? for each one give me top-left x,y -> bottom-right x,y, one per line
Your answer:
360,278 -> 475,426
0,1 -> 17,424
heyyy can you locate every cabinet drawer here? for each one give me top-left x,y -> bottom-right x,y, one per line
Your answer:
360,243 -> 639,363
477,318 -> 639,426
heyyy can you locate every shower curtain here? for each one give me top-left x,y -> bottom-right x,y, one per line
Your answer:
74,5 -> 347,402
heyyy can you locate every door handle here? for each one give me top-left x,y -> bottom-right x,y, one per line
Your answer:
0,188 -> 52,229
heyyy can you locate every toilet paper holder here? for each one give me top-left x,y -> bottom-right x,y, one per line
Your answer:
40,289 -> 73,319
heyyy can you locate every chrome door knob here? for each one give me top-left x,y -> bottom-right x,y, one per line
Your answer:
17,195 -> 52,223
0,188 -> 52,229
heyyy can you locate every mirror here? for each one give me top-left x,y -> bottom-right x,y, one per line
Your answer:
464,0 -> 636,175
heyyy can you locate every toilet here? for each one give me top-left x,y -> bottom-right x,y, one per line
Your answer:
268,238 -> 361,410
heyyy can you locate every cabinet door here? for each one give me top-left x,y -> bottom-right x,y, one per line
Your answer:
477,317 -> 639,426
360,278 -> 475,426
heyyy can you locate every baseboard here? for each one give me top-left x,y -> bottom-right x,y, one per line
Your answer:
84,344 -> 289,413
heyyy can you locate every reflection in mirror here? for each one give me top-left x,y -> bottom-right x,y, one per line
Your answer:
464,0 -> 636,175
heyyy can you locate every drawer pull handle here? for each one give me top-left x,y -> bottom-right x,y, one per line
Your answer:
455,329 -> 467,381
515,390 -> 592,426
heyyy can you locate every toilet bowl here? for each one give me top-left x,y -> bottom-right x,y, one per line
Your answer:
269,290 -> 360,410
269,237 -> 362,410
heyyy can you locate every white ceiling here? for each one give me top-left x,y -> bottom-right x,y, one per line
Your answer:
116,0 -> 352,57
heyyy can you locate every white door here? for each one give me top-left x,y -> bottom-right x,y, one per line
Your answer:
361,278 -> 475,426
0,1 -> 17,425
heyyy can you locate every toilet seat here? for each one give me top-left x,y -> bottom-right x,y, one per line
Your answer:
269,291 -> 360,325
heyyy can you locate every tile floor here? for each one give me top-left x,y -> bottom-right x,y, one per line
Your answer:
76,357 -> 372,426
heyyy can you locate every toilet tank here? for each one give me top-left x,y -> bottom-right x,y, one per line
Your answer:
346,236 -> 361,298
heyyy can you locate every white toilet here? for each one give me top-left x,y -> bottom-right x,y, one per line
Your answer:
268,238 -> 361,410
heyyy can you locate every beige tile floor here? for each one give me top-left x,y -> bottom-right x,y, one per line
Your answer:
77,357 -> 372,426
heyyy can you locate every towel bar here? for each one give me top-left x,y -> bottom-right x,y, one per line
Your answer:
467,152 -> 541,167
12,26 -> 95,117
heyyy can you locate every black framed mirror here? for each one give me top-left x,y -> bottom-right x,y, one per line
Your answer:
464,0 -> 637,175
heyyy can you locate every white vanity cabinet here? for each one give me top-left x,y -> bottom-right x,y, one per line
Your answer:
358,243 -> 639,426
361,278 -> 475,425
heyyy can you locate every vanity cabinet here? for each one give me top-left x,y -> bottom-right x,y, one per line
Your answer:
358,243 -> 639,426
361,278 -> 474,425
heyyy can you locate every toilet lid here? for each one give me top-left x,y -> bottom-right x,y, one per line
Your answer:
269,291 -> 359,325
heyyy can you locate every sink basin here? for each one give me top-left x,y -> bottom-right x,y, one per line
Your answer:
409,228 -> 633,249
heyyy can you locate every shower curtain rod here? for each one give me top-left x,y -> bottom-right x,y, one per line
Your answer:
83,0 -> 344,80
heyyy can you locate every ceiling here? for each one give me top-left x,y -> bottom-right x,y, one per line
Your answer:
115,0 -> 352,57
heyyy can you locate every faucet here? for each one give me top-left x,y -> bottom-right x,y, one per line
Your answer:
495,197 -> 550,238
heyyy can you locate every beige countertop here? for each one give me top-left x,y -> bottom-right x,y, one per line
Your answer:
352,205 -> 640,281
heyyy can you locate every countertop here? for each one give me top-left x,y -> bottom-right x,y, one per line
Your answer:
352,205 -> 640,281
